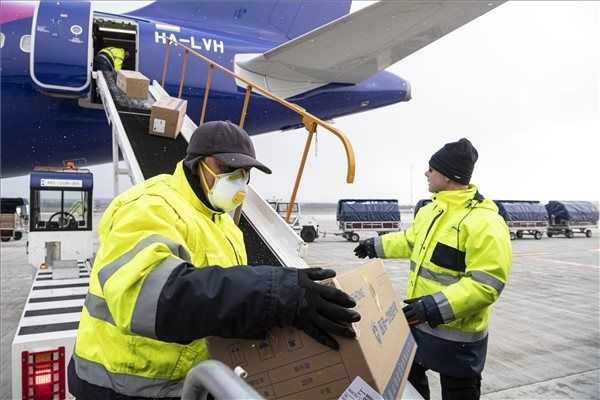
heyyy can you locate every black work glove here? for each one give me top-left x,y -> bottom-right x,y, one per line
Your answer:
353,238 -> 377,259
295,268 -> 361,350
402,296 -> 444,327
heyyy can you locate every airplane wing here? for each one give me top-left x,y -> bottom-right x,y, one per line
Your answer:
236,0 -> 504,91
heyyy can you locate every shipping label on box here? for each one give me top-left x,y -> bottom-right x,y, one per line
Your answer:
116,70 -> 149,99
208,260 -> 416,400
148,97 -> 187,139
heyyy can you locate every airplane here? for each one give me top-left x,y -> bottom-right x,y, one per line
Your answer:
0,0 -> 503,178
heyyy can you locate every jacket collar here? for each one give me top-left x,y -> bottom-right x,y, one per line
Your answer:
432,184 -> 479,209
172,161 -> 222,219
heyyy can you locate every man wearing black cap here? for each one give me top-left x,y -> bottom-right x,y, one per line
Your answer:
68,121 -> 360,400
354,138 -> 511,400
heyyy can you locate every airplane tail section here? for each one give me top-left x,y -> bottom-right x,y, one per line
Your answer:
129,0 -> 352,41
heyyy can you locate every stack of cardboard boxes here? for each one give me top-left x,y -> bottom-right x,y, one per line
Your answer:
116,70 -> 187,139
209,261 -> 417,400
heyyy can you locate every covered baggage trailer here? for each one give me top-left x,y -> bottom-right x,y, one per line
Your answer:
495,200 -> 548,240
0,197 -> 28,242
336,199 -> 401,242
545,201 -> 598,238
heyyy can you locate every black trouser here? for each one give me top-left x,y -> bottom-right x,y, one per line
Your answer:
408,362 -> 481,400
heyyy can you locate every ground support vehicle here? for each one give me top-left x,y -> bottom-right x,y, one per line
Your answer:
495,200 -> 548,240
336,199 -> 401,242
546,201 -> 598,238
267,200 -> 320,243
27,168 -> 95,268
1,198 -> 28,242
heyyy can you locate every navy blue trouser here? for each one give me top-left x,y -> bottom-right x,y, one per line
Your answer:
408,362 -> 481,400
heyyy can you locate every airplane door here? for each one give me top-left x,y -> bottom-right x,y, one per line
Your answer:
30,1 -> 92,92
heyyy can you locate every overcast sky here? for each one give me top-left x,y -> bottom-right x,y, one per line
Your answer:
2,1 -> 599,204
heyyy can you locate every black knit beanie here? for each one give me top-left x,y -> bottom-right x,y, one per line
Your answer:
429,138 -> 478,185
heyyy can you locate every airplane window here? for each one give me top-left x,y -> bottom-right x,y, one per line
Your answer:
0,33 -> 4,49
20,35 -> 31,53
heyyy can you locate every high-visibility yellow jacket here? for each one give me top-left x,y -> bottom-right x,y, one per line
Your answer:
98,47 -> 125,71
72,162 -> 249,397
373,185 -> 511,376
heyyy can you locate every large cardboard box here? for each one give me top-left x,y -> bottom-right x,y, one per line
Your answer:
116,70 -> 149,99
148,97 -> 187,139
208,260 -> 417,400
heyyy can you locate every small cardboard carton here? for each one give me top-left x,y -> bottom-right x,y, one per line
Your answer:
148,97 -> 187,139
208,260 -> 416,400
116,70 -> 149,99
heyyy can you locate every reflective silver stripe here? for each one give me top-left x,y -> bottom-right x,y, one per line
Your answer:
85,293 -> 115,325
418,266 -> 461,285
98,234 -> 190,288
432,292 -> 455,323
469,271 -> 505,294
130,256 -> 181,338
410,260 -> 416,271
73,354 -> 183,397
374,236 -> 385,258
415,323 -> 487,343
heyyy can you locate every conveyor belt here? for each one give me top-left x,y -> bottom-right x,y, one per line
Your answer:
97,72 -> 304,267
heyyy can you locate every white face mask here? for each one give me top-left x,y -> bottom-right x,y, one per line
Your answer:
200,162 -> 249,212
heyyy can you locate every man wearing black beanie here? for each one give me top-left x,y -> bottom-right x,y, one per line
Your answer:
354,138 -> 512,400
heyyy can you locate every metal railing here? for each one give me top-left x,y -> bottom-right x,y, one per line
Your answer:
181,360 -> 263,400
160,40 -> 356,223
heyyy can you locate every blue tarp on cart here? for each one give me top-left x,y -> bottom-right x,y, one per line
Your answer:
337,199 -> 400,222
495,201 -> 548,222
545,201 -> 599,224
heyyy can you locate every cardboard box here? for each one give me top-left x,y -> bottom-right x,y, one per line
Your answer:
116,70 -> 149,99
208,260 -> 417,400
148,97 -> 187,139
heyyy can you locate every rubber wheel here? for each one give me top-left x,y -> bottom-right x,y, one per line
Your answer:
300,226 -> 317,243
14,231 -> 23,240
566,230 -> 574,238
351,233 -> 360,242
510,232 -> 516,241
534,231 -> 543,240
586,229 -> 592,238
516,231 -> 524,239
1,237 -> 9,242
547,232 -> 553,238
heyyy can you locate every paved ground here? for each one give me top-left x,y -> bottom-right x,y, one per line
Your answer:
1,213 -> 599,399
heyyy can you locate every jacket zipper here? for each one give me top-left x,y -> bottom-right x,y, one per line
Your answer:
224,235 -> 241,265
422,208 -> 444,251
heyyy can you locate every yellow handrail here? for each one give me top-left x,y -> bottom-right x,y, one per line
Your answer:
161,40 -> 356,224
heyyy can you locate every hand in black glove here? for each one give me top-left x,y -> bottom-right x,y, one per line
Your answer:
295,268 -> 361,350
353,238 -> 377,259
402,296 -> 444,327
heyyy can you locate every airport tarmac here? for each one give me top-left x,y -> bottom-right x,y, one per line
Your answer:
1,210 -> 599,399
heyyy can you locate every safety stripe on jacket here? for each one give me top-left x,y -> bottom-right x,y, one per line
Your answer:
98,235 -> 190,289
85,293 -> 114,325
410,261 -> 504,294
432,292 -> 455,324
410,261 -> 461,286
415,323 -> 487,343
130,257 -> 181,338
86,256 -> 183,338
469,271 -> 505,294
73,354 -> 183,398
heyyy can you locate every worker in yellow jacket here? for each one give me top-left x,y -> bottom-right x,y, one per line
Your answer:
354,138 -> 511,400
68,121 -> 360,399
94,46 -> 126,72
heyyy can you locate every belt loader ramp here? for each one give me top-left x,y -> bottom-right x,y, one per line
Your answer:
13,57 -> 422,398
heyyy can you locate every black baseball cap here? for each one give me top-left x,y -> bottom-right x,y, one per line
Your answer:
184,121 -> 272,174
